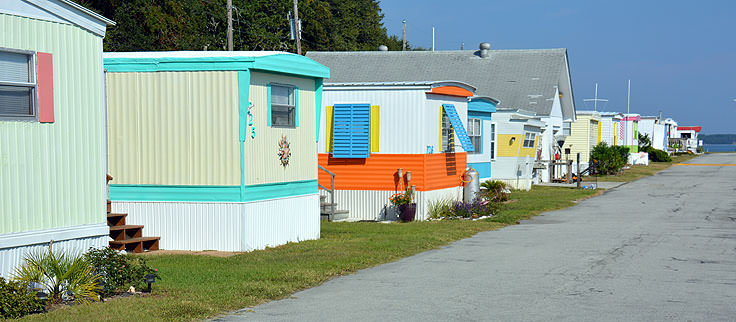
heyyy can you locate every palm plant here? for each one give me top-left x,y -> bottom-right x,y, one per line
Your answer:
12,248 -> 101,304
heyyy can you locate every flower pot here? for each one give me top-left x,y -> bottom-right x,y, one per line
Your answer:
398,203 -> 416,222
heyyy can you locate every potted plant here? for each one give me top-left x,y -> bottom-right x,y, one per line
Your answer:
389,189 -> 416,222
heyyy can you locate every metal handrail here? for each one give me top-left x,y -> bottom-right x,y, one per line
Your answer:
318,165 -> 336,217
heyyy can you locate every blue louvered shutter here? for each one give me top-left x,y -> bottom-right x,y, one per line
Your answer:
332,104 -> 370,158
442,104 -> 474,152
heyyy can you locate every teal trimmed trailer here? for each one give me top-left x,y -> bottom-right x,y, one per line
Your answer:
104,52 -> 329,251
0,1 -> 114,276
466,97 -> 498,181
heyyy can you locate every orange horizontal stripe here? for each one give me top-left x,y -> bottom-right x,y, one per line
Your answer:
319,153 -> 467,191
675,163 -> 736,166
428,86 -> 474,98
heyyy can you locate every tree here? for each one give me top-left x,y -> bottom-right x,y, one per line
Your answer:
638,133 -> 652,152
79,0 -> 404,53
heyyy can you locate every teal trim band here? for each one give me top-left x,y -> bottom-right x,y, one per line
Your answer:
295,86 -> 300,127
314,78 -> 323,143
267,83 -> 272,127
103,54 -> 329,78
468,162 -> 491,179
109,180 -> 318,202
468,111 -> 492,121
237,70 -> 250,200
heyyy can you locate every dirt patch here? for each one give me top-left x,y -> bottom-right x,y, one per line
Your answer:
138,250 -> 244,257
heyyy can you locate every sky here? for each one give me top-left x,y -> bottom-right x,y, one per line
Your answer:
378,0 -> 736,134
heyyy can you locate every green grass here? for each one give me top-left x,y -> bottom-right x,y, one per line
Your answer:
17,186 -> 598,322
586,153 -> 696,182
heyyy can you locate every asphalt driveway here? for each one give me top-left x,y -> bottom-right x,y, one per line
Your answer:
218,153 -> 736,322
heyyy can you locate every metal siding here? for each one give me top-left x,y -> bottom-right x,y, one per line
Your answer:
247,72 -> 317,185
0,235 -> 107,278
106,71 -> 240,186
112,194 -> 319,251
320,186 -> 461,221
0,14 -> 105,234
321,88 -> 427,154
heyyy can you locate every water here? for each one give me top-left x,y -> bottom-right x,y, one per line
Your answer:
704,144 -> 736,152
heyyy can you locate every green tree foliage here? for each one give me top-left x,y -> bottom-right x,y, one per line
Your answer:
638,133 -> 652,151
79,0 -> 405,52
591,142 -> 629,175
0,278 -> 44,319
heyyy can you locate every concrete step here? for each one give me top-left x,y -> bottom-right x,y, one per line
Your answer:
321,209 -> 349,221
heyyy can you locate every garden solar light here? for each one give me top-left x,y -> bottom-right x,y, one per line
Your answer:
144,273 -> 156,292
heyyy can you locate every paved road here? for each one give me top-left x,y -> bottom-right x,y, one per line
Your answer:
219,154 -> 736,322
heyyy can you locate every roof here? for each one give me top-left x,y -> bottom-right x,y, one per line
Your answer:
103,51 -> 330,78
0,0 -> 115,37
677,126 -> 702,132
307,48 -> 575,119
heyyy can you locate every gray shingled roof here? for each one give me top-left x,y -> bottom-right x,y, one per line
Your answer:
307,49 -> 576,120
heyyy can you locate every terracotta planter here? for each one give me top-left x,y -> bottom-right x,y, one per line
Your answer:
398,203 -> 416,222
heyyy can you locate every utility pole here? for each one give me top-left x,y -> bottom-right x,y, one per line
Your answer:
227,0 -> 233,51
402,20 -> 407,51
293,0 -> 302,55
431,27 -> 435,51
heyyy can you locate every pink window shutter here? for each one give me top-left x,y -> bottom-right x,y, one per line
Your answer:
36,52 -> 54,123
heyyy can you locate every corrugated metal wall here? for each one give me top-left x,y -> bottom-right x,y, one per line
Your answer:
112,194 -> 319,251
106,71 -> 240,185
0,235 -> 107,278
600,118 -> 614,145
0,14 -> 106,234
562,116 -> 592,163
320,186 -> 461,221
247,72 -> 317,185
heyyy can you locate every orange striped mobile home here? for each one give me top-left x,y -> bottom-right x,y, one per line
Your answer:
317,81 -> 479,221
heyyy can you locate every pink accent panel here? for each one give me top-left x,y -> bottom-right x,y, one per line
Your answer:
677,126 -> 701,132
622,116 -> 640,121
37,52 -> 54,123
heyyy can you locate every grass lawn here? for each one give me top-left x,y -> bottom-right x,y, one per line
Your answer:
18,186 -> 599,322
585,153 -> 697,182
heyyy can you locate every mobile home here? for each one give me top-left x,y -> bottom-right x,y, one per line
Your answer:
104,51 -> 329,251
562,111 -> 601,171
318,81 -> 480,221
490,109 -> 544,190
0,1 -> 113,276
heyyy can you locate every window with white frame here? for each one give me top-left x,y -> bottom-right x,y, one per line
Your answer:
490,122 -> 497,159
270,84 -> 296,127
523,132 -> 536,148
467,118 -> 481,154
0,49 -> 36,119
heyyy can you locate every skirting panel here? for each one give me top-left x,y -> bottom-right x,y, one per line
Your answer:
321,186 -> 462,221
0,234 -> 107,278
111,194 -> 320,252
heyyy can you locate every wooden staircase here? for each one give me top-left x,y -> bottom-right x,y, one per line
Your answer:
106,175 -> 160,253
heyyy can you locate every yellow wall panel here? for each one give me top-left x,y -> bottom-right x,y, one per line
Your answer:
370,105 -> 380,152
246,72 -> 317,185
106,71 -> 240,185
325,106 -> 333,153
496,134 -> 536,158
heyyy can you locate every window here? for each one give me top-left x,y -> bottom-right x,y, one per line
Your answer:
563,121 -> 571,137
523,132 -> 536,148
467,118 -> 482,154
270,84 -> 296,128
0,49 -> 36,119
490,122 -> 497,159
331,104 -> 370,158
441,112 -> 454,152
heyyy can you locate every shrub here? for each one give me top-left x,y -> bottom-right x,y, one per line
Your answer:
638,133 -> 652,151
647,148 -> 672,162
0,277 -> 44,319
12,248 -> 100,304
450,198 -> 501,219
84,247 -> 159,296
479,180 -> 510,202
696,146 -> 704,153
591,142 -> 629,175
427,198 -> 453,219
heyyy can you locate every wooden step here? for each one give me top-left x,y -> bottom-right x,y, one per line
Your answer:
107,200 -> 112,214
109,237 -> 160,253
109,225 -> 143,241
107,213 -> 127,227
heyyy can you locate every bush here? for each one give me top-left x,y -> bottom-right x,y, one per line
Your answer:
591,142 -> 629,175
479,180 -> 510,202
84,247 -> 159,296
646,147 -> 672,162
12,248 -> 101,304
696,146 -> 704,153
450,198 -> 501,219
0,277 -> 44,319
427,198 -> 454,219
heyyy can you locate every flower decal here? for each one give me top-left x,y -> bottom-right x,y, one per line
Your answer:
278,135 -> 291,167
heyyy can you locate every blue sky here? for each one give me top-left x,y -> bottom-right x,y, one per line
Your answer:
379,0 -> 736,134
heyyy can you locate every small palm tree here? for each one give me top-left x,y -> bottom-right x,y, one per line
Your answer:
12,248 -> 101,304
